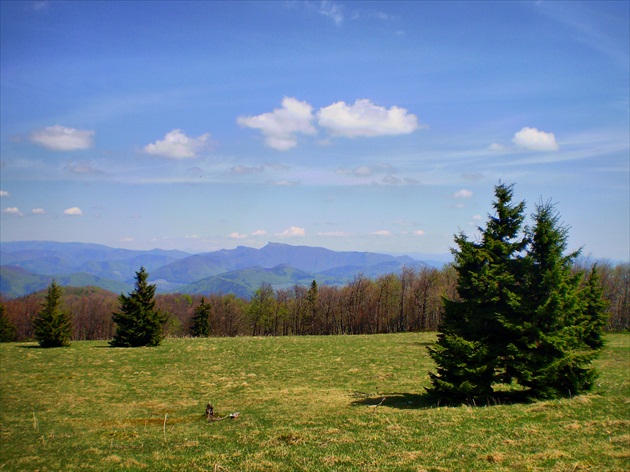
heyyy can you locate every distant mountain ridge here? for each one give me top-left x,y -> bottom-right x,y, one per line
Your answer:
151,242 -> 419,283
0,241 -> 429,299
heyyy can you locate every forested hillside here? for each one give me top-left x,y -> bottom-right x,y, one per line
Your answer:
1,261 -> 627,342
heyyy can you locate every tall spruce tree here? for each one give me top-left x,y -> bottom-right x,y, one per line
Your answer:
33,280 -> 73,348
110,267 -> 165,347
190,297 -> 211,337
427,183 -> 527,401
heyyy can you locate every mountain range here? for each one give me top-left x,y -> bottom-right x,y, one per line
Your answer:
0,241 -> 432,299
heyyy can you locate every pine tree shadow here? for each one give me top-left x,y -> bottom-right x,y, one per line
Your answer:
350,390 -> 536,410
350,392 -> 436,410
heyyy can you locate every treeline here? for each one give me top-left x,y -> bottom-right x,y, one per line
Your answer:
1,261 -> 628,342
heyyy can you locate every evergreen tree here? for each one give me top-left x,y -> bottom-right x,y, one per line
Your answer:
110,267 -> 165,347
190,297 -> 211,337
428,188 -> 609,403
0,303 -> 17,342
427,183 -> 527,402
33,280 -> 72,348
512,202 -> 606,398
579,265 -> 609,350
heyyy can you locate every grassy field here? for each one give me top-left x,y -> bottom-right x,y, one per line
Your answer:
1,333 -> 628,471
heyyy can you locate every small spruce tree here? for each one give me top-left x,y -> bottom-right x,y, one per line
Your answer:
190,297 -> 211,337
110,267 -> 165,347
33,280 -> 72,348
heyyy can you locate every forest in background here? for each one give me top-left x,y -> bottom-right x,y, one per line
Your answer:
1,260 -> 627,342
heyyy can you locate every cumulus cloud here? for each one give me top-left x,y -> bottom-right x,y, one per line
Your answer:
239,98 -> 423,149
413,230 -> 426,236
513,127 -> 559,151
237,97 -> 316,151
144,129 -> 211,159
231,229 -> 268,239
32,208 -> 46,214
0,190 -> 9,197
317,99 -> 421,137
229,232 -> 248,239
277,226 -> 306,237
453,189 -> 473,199
371,230 -> 391,236
3,207 -> 23,216
64,207 -> 83,216
30,125 -> 95,151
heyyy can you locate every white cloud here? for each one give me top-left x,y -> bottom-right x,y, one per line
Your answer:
317,99 -> 421,138
251,229 -> 267,237
30,125 -> 95,151
371,230 -> 391,236
32,208 -> 46,214
64,207 -> 83,216
277,226 -> 306,237
413,230 -> 426,236
512,127 -> 559,151
144,129 -> 211,159
229,232 -> 248,239
0,190 -> 9,197
237,97 -> 316,151
3,207 -> 23,216
453,189 -> 473,199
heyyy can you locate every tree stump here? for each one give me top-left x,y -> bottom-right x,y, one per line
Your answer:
206,403 -> 214,420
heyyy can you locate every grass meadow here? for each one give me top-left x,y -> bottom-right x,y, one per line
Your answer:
1,332 -> 628,471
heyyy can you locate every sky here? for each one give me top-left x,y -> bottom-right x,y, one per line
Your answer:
1,1 -> 628,261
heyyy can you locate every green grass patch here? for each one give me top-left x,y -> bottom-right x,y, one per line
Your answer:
1,333 -> 628,471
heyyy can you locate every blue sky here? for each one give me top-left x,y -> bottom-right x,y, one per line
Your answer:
1,1 -> 628,261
